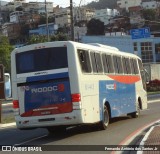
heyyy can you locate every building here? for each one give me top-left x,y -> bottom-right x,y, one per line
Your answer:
22,1 -> 53,14
2,22 -> 21,42
129,6 -> 144,27
141,0 -> 160,9
82,35 -> 160,63
75,7 -> 95,23
107,15 -> 130,32
10,11 -> 24,23
0,2 -> 15,24
54,8 -> 71,27
14,0 -> 26,9
29,23 -> 57,36
94,9 -> 119,25
54,7 -> 94,28
117,0 -> 142,11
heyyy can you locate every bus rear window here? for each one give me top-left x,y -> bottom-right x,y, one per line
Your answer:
16,47 -> 68,74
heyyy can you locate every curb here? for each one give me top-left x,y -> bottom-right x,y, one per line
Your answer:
111,119 -> 160,154
137,126 -> 155,154
0,122 -> 16,129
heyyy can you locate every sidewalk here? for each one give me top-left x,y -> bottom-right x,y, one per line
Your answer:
0,122 -> 16,129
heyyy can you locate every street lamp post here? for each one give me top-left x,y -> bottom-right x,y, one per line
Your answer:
70,0 -> 75,41
45,0 -> 49,41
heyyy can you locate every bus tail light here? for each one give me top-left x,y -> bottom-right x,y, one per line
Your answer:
13,100 -> 19,109
71,94 -> 81,110
71,93 -> 81,102
13,100 -> 20,115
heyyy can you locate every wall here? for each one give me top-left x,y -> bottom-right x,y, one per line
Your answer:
81,35 -> 160,63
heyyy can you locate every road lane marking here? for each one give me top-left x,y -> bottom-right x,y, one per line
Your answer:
148,99 -> 160,104
14,134 -> 48,146
137,126 -> 155,154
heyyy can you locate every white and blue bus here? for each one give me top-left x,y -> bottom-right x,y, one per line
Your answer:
11,41 -> 147,132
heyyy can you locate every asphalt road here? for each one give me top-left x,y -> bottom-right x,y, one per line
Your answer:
0,99 -> 160,154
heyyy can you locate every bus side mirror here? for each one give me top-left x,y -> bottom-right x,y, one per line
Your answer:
144,69 -> 150,84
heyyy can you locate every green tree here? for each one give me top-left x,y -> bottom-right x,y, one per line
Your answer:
142,9 -> 156,21
28,33 -> 68,45
87,18 -> 105,35
0,36 -> 13,73
50,33 -> 68,41
27,35 -> 48,44
39,15 -> 46,25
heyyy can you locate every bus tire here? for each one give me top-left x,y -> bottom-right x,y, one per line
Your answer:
99,105 -> 109,130
130,102 -> 140,118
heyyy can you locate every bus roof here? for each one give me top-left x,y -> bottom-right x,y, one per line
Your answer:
12,41 -> 140,60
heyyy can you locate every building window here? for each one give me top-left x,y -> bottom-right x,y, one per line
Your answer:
133,42 -> 138,51
155,43 -> 160,54
140,42 -> 153,63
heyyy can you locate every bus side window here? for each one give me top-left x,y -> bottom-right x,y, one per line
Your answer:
78,50 -> 92,73
102,54 -> 109,73
130,59 -> 139,75
102,54 -> 114,74
90,52 -> 97,73
122,57 -> 127,74
95,53 -> 103,73
113,56 -> 123,74
130,59 -> 135,74
117,56 -> 123,74
133,59 -> 139,74
113,56 -> 119,74
125,58 -> 132,74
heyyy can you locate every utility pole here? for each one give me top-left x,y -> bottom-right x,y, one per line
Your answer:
70,0 -> 74,41
45,0 -> 49,41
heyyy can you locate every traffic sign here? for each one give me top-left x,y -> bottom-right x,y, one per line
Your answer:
130,27 -> 150,39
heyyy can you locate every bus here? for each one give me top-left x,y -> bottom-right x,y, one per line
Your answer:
11,41 -> 148,132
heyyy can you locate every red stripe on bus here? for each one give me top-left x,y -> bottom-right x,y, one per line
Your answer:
21,102 -> 72,117
108,75 -> 141,84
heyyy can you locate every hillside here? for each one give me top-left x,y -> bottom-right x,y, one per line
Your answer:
86,0 -> 118,9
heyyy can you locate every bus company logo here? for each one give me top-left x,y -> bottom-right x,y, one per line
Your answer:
34,72 -> 47,75
58,84 -> 65,92
106,83 -> 117,90
30,84 -> 65,93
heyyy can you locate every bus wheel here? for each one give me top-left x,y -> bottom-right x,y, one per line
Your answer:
130,102 -> 140,118
99,106 -> 109,130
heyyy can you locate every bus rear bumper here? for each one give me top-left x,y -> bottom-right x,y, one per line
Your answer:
15,110 -> 83,129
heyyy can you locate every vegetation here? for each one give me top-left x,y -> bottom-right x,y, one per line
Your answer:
0,36 -> 13,73
87,0 -> 118,9
27,35 -> 48,44
87,18 -> 105,35
39,15 -> 55,25
142,9 -> 157,21
2,115 -> 15,124
50,33 -> 68,41
27,33 -> 68,44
